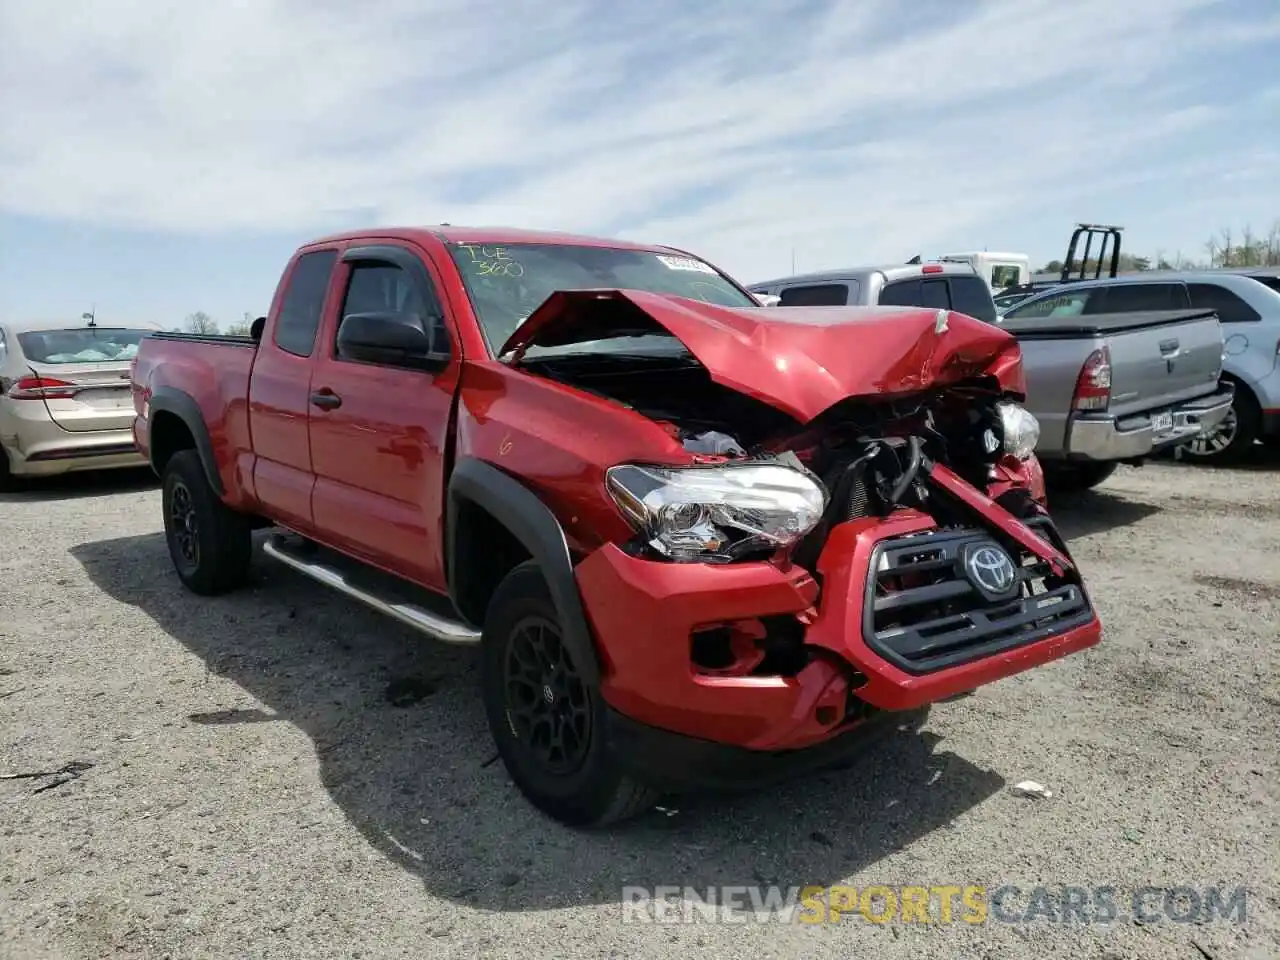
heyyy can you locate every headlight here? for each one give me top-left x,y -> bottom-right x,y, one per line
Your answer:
605,462 -> 827,563
997,402 -> 1040,459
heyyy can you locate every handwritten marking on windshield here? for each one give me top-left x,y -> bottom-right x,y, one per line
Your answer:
456,243 -> 526,278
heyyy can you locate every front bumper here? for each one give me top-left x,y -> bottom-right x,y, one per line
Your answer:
575,506 -> 1102,761
1064,385 -> 1235,461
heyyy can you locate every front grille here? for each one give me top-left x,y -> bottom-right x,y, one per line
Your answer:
862,516 -> 1094,674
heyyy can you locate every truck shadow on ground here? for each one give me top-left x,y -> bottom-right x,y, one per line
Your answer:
0,467 -> 157,503
73,532 -> 1006,913
1045,488 -> 1159,540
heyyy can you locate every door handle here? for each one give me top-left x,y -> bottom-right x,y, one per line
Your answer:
310,389 -> 342,410
1159,338 -> 1180,355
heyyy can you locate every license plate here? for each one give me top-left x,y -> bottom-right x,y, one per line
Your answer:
1151,412 -> 1173,433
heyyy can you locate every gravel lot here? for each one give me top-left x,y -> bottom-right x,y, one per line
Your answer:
2,453 -> 1277,960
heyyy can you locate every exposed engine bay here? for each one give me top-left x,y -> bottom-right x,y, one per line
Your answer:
522,350 -> 1037,554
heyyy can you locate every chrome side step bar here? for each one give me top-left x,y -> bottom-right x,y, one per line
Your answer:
262,536 -> 481,645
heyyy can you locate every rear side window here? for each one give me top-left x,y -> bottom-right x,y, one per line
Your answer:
1092,283 -> 1187,313
1187,283 -> 1262,323
778,283 -> 848,306
274,250 -> 338,357
1252,276 -> 1280,294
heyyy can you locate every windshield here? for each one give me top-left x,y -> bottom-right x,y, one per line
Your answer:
17,327 -> 153,364
445,241 -> 756,354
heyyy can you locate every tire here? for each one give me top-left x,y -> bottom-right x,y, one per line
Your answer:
0,445 -> 19,493
1043,461 -> 1117,493
480,559 -> 658,827
161,449 -> 252,595
1179,384 -> 1260,463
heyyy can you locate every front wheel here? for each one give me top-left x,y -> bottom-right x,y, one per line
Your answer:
480,560 -> 658,827
161,449 -> 252,595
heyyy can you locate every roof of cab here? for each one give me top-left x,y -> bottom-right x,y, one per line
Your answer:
301,224 -> 678,253
748,261 -> 980,289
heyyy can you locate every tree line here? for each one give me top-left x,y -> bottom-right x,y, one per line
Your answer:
1037,220 -> 1280,276
181,311 -> 252,336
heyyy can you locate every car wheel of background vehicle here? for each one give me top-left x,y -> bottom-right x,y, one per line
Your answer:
0,445 -> 18,492
1042,461 -> 1117,494
161,449 -> 252,596
480,559 -> 658,827
1179,386 -> 1259,463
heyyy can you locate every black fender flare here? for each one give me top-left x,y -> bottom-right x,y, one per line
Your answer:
147,386 -> 225,495
446,458 -> 600,684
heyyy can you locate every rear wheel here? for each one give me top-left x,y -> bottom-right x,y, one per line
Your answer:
1179,387 -> 1260,463
1043,461 -> 1117,493
0,446 -> 18,493
481,560 -> 658,827
161,450 -> 252,595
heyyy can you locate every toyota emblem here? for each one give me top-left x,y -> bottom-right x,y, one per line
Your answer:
963,543 -> 1018,598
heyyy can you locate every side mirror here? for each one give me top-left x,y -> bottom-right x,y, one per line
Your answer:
336,311 -> 443,368
753,293 -> 781,307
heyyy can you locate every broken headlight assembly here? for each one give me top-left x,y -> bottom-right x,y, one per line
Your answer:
605,462 -> 827,563
995,402 -> 1040,460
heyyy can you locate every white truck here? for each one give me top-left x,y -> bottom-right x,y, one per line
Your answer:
938,251 -> 1031,293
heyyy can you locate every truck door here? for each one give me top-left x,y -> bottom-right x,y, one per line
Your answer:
306,243 -> 458,592
247,247 -> 339,531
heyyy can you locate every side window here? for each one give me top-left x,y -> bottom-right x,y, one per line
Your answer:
1187,283 -> 1262,323
1005,288 -> 1094,320
877,279 -> 922,306
778,283 -> 849,306
338,260 -> 446,360
1092,283 -> 1184,313
273,250 -> 338,357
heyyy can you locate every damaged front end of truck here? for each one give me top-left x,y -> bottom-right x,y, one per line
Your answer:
499,289 -> 1103,785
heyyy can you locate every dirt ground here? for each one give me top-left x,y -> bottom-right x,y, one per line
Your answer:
1,452 -> 1277,960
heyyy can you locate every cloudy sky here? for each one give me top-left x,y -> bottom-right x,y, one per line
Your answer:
1,0 -> 1277,327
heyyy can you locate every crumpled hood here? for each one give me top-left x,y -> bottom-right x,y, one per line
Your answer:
501,289 -> 1025,423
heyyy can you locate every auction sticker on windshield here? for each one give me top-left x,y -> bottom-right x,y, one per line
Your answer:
657,255 -> 717,274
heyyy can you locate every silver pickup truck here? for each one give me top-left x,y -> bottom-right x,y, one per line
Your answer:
997,308 -> 1233,489
748,264 -> 1233,491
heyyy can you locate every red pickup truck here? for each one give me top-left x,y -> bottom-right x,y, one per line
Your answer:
131,226 -> 1102,827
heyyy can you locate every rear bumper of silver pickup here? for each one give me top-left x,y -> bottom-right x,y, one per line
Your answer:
1064,385 -> 1236,461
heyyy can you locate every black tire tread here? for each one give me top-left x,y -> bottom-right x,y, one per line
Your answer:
162,449 -> 252,596
481,559 -> 658,828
